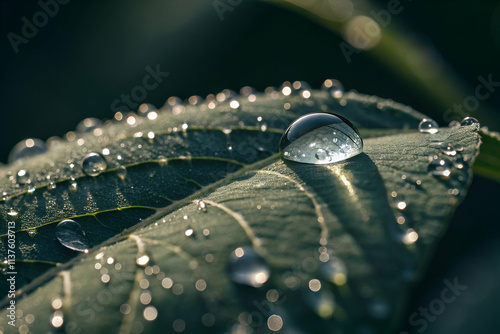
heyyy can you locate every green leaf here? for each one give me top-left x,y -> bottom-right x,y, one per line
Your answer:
474,129 -> 500,183
0,90 -> 480,333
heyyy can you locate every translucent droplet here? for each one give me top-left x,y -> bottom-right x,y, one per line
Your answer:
460,117 -> 480,127
7,208 -> 18,221
448,120 -> 460,128
279,112 -> 363,164
117,165 -> 127,180
158,156 -> 168,167
228,247 -> 270,287
198,201 -> 207,212
428,156 -> 452,178
136,255 -> 150,267
69,176 -> 78,194
8,138 -> 47,163
453,154 -> 466,169
188,95 -> 204,106
440,143 -> 457,156
76,117 -> 102,133
185,227 -> 194,237
322,79 -> 344,98
27,228 -> 37,237
418,119 -> 439,134
16,170 -> 30,185
137,103 -> 157,117
81,152 -> 107,177
56,219 -> 91,252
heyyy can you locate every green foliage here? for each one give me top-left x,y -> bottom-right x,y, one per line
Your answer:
0,91 -> 481,333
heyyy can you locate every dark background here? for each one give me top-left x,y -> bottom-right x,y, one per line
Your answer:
1,0 -> 499,332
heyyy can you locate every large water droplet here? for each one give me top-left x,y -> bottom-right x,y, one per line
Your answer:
228,247 -> 270,287
418,119 -> 439,134
8,138 -> 47,163
279,112 -> 363,164
76,117 -> 102,133
81,153 -> 107,177
16,170 -> 31,185
428,156 -> 452,178
322,79 -> 344,98
56,219 -> 91,252
460,117 -> 480,127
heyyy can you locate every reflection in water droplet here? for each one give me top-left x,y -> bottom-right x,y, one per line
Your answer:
16,170 -> 30,185
453,154 -> 466,169
76,117 -> 102,133
428,157 -> 452,178
69,176 -> 78,194
7,208 -> 18,221
27,228 -> 37,237
229,247 -> 270,287
322,79 -> 344,98
117,165 -> 127,180
137,103 -> 157,117
279,112 -> 363,164
418,119 -> 439,134
50,311 -> 64,328
56,219 -> 91,252
82,152 -> 107,177
198,200 -> 207,212
144,306 -> 158,321
402,229 -> 419,245
460,117 -> 480,127
8,138 -> 47,163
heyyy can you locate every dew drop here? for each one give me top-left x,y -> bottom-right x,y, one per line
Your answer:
27,228 -> 37,237
81,152 -> 107,177
439,143 -> 457,156
158,155 -> 168,167
16,170 -> 30,185
418,118 -> 439,134
279,112 -> 363,164
137,103 -> 157,117
428,156 -> 452,178
76,117 -> 102,133
460,117 -> 480,127
69,176 -> 78,194
185,228 -> 194,237
228,247 -> 270,287
198,200 -> 207,212
55,219 -> 91,252
453,154 -> 466,169
7,208 -> 18,221
8,138 -> 47,163
136,255 -> 150,267
449,120 -> 460,128
322,79 -> 344,98
117,165 -> 127,180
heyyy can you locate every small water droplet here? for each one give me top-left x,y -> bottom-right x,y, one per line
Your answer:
439,143 -> 457,156
69,176 -> 78,194
428,156 -> 452,178
27,228 -> 37,237
76,117 -> 102,133
185,227 -> 194,237
280,112 -> 363,164
228,247 -> 270,287
8,138 -> 47,163
453,154 -> 466,169
81,152 -> 107,177
137,103 -> 157,117
7,208 -> 18,221
56,219 -> 91,252
322,79 -> 344,98
198,201 -> 207,212
117,165 -> 127,180
158,155 -> 168,166
402,228 -> 419,245
448,120 -> 460,128
16,170 -> 30,185
418,119 -> 439,134
460,117 -> 480,127
136,255 -> 150,267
